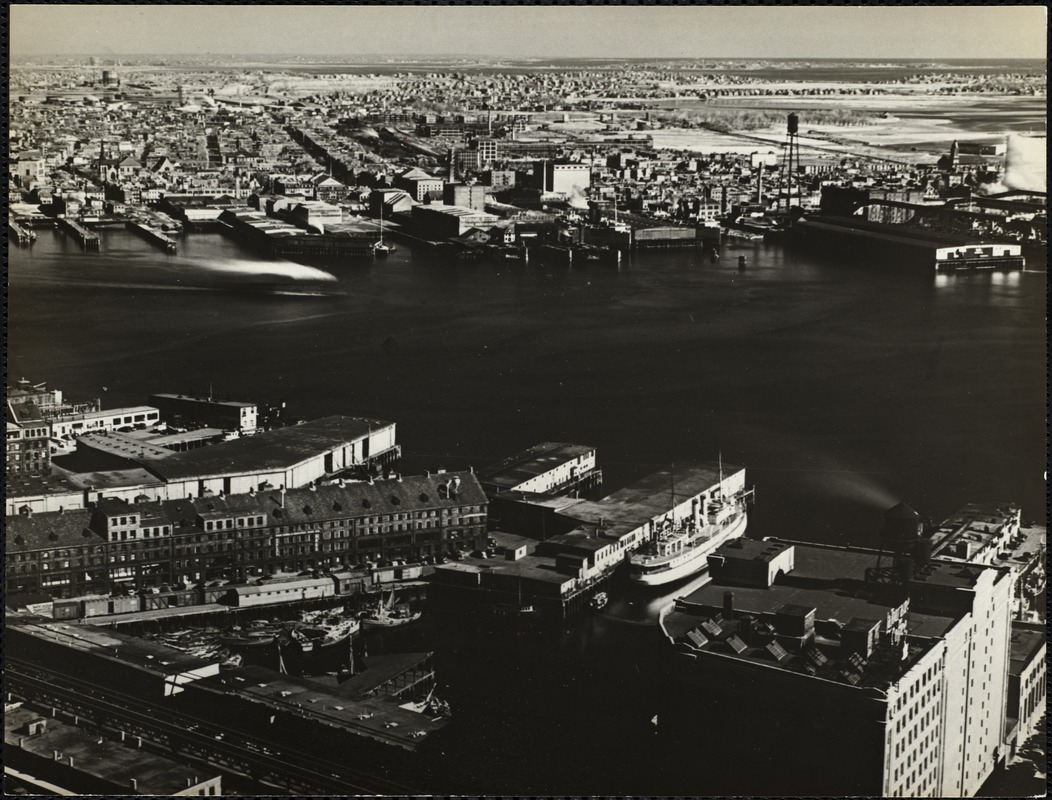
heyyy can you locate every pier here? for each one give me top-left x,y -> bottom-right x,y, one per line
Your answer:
8,219 -> 35,246
126,220 -> 178,253
56,218 -> 100,250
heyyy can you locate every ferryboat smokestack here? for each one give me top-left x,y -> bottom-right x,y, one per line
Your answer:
723,591 -> 734,619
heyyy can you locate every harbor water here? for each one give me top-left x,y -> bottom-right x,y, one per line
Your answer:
7,229 -> 1046,793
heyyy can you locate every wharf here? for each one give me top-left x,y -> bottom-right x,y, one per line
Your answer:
56,218 -> 100,250
125,220 -> 177,253
9,218 -> 35,246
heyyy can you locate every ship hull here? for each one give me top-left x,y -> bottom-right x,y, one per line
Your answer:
629,512 -> 748,587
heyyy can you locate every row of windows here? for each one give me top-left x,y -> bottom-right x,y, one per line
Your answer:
14,530 -> 483,573
12,519 -> 484,562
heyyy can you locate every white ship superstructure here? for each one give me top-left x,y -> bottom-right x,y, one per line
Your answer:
629,462 -> 752,586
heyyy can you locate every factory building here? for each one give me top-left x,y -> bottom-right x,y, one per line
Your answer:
442,182 -> 488,211
658,503 -> 1022,797
6,470 -> 486,597
533,160 -> 591,195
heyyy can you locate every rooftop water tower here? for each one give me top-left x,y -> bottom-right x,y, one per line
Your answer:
866,502 -> 932,588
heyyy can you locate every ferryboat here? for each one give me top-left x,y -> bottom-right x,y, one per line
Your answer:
629,461 -> 753,587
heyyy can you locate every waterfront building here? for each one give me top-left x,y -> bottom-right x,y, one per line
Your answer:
6,470 -> 485,596
479,442 -> 600,497
410,204 -> 500,240
148,392 -> 257,434
659,505 -> 1020,797
6,416 -> 399,515
7,379 -> 72,417
6,402 -> 51,479
288,200 -> 344,233
49,405 -> 162,440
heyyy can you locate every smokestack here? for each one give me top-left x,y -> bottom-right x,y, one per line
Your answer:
723,591 -> 734,619
280,488 -> 286,508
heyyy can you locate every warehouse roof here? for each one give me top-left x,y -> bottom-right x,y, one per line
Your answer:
145,416 -> 394,480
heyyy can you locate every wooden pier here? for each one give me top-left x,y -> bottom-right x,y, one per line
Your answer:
126,220 -> 178,253
56,217 -> 100,250
8,219 -> 35,246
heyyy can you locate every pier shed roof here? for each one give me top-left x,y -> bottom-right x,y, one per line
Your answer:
144,416 -> 393,480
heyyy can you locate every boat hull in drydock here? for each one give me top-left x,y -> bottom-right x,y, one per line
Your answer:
629,511 -> 748,586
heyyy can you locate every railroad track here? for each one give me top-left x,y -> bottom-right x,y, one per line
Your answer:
6,657 -> 418,795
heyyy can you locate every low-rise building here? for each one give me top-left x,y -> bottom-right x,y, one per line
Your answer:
6,470 -> 486,596
7,415 -> 400,515
5,702 -> 223,795
149,393 -> 257,433
7,402 -> 51,479
479,442 -> 600,497
411,204 -> 499,239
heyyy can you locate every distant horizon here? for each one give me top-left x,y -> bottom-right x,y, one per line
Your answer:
11,54 -> 1048,63
11,5 -> 1048,60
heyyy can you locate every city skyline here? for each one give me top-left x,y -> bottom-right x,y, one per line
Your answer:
11,4 -> 1049,60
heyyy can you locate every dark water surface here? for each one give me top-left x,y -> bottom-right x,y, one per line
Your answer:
7,229 -> 1046,793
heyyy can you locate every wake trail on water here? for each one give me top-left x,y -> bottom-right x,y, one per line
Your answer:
179,257 -> 338,283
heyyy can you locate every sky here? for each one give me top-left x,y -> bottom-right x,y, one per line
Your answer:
10,4 -> 1049,60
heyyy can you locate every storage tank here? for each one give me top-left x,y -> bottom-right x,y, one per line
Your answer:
882,502 -> 922,549
787,113 -> 799,135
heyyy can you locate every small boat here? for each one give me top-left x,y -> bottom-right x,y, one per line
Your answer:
590,591 -> 609,610
220,630 -> 277,648
361,591 -> 421,628
400,687 -> 452,718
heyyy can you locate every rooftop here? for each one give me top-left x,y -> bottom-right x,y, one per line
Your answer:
8,620 -> 217,677
556,461 -> 743,542
6,472 -> 84,500
7,508 -> 96,552
479,442 -> 595,490
5,704 -> 217,794
1008,623 -> 1046,674
202,665 -> 447,751
145,415 -> 394,480
78,431 -> 177,462
149,393 -> 255,409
